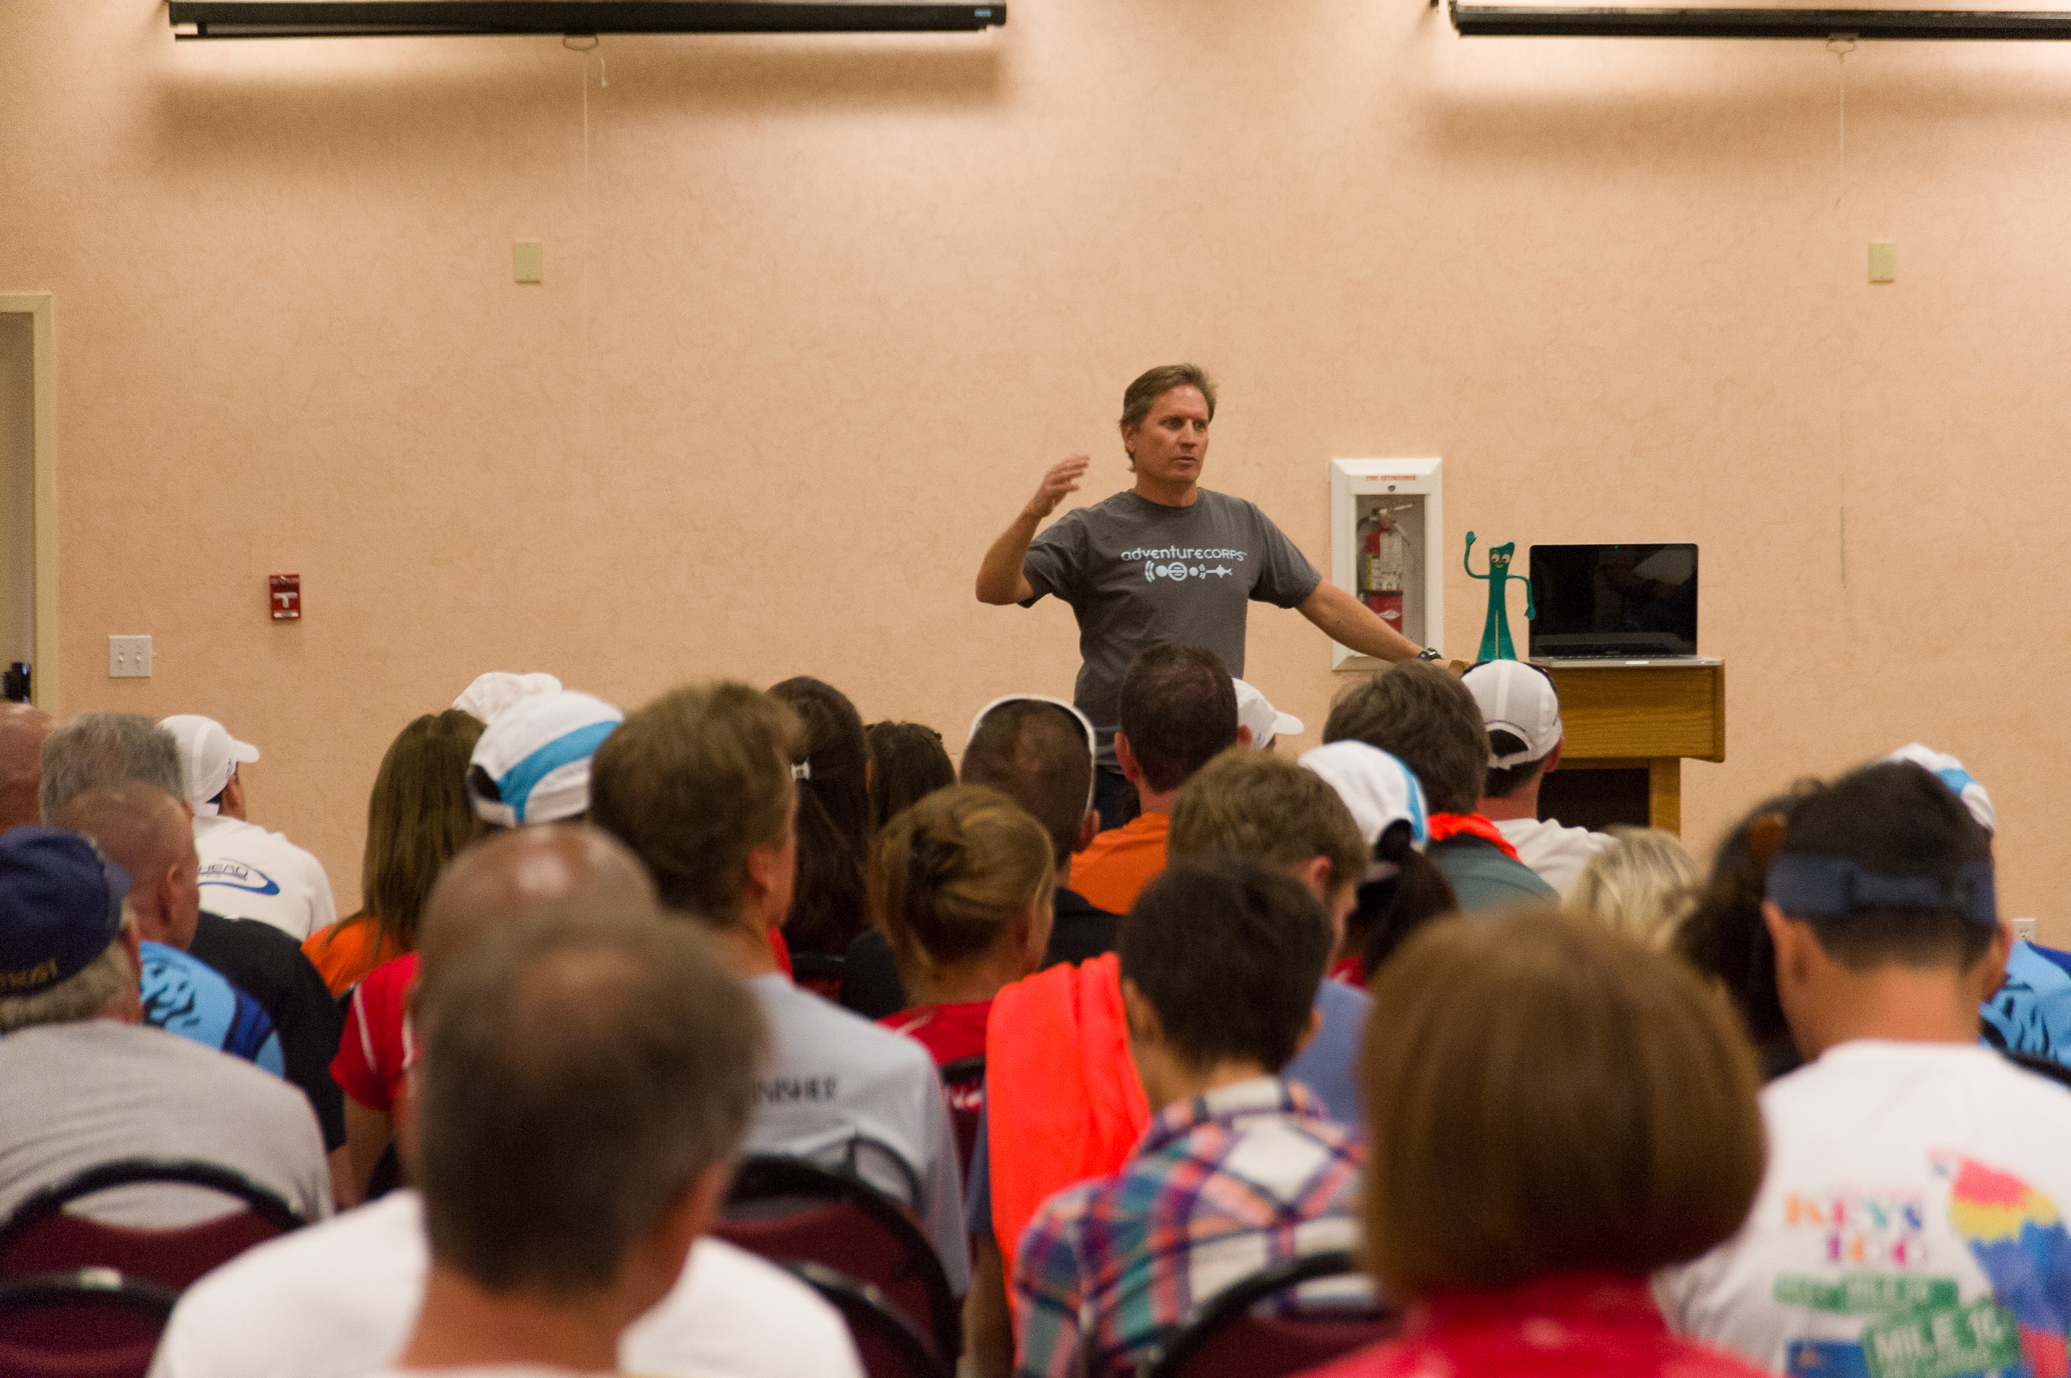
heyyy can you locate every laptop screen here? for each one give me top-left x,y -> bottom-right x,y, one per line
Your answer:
1527,543 -> 1698,659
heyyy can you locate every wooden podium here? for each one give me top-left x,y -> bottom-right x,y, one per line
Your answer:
1533,661 -> 1725,836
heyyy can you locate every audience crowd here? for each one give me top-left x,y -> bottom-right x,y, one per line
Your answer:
0,643 -> 2066,1378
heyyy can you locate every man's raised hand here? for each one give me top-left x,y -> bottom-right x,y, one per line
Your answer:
1024,455 -> 1091,522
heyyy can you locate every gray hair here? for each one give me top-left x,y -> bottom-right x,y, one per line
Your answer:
40,714 -> 184,822
0,920 -> 136,1032
414,912 -> 765,1293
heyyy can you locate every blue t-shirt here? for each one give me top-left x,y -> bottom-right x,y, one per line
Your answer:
1981,939 -> 2071,1065
139,941 -> 286,1077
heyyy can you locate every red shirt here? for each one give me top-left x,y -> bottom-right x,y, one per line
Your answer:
331,953 -> 419,1114
1300,1274 -> 1771,1378
882,999 -> 992,1068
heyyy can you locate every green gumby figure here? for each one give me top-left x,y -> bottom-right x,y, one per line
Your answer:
1464,532 -> 1535,662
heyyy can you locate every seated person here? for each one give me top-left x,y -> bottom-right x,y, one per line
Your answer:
303,710 -> 483,995
866,720 -> 956,831
843,695 -> 1114,1019
1657,761 -> 2071,1378
1166,747 -> 1372,1122
1322,662 -> 1555,910
1300,908 -> 1768,1378
462,688 -> 624,828
151,825 -> 861,1378
1567,826 -> 1701,947
1459,660 -> 1613,895
769,676 -> 872,960
1296,740 -> 1457,983
874,784 -> 1055,1070
0,826 -> 330,1226
590,681 -> 969,1295
1016,857 -> 1360,1378
1072,644 -> 1244,916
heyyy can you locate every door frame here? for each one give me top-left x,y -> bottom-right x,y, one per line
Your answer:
0,293 -> 55,712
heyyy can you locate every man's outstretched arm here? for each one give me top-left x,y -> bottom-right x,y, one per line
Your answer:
1298,581 -> 1427,662
976,455 -> 1090,605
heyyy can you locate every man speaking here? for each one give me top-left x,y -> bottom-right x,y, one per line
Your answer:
976,364 -> 1433,827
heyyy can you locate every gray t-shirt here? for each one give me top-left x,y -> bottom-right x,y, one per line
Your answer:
1021,489 -> 1322,764
744,975 -> 970,1295
0,1020 -> 332,1227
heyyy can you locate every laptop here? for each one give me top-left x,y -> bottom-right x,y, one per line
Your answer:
1526,543 -> 1712,665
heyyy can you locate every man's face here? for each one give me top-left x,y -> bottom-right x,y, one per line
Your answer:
1122,386 -> 1211,484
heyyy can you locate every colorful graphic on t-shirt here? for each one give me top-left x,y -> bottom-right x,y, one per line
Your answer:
139,941 -> 286,1077
198,857 -> 283,896
1938,1154 -> 2071,1378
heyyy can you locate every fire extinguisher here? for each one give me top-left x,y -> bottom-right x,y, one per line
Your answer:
1359,508 -> 1409,633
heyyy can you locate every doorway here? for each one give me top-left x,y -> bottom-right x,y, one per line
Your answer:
0,294 -> 54,711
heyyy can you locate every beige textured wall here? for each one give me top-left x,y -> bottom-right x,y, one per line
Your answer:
4,0 -> 2067,935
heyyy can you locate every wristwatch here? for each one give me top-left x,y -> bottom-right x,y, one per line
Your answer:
1416,648 -> 1445,662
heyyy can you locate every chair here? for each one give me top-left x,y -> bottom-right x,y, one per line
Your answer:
936,1054 -> 985,1182
781,1260 -> 948,1378
0,1268 -> 179,1378
1143,1250 -> 1398,1378
717,1153 -> 960,1364
0,1159 -> 306,1292
790,952 -> 846,1002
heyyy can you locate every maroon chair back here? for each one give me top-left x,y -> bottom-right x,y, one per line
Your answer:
716,1154 -> 959,1365
781,1260 -> 948,1378
0,1160 -> 305,1293
0,1269 -> 178,1378
936,1055 -> 985,1184
1144,1250 -> 1397,1378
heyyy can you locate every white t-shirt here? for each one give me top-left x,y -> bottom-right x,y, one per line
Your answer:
148,1191 -> 862,1378
1495,816 -> 1615,896
746,974 -> 971,1295
193,814 -> 339,942
1656,1041 -> 2071,1378
361,1369 -> 614,1378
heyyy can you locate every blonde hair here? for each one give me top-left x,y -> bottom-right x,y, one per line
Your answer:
1568,827 -> 1702,949
869,785 -> 1053,991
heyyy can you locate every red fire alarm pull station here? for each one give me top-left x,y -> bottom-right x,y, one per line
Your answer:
270,574 -> 301,621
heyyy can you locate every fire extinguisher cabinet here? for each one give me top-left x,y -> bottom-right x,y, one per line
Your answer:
1328,457 -> 1444,672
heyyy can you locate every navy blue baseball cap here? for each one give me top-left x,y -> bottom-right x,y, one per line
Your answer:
0,825 -> 130,998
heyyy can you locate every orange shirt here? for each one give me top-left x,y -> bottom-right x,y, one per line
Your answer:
302,917 -> 407,997
1070,812 -> 1169,916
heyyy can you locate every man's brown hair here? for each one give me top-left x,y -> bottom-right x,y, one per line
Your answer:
1362,908 -> 1764,1297
1168,749 -> 1366,902
1322,662 -> 1487,815
961,700 -> 1093,865
1117,644 -> 1239,796
1119,364 -> 1217,432
589,683 -> 800,924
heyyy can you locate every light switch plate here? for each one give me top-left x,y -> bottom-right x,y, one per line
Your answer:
2015,917 -> 2038,943
514,239 -> 543,284
109,635 -> 152,678
1868,242 -> 1895,283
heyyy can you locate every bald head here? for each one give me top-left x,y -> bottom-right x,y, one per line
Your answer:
0,704 -> 53,832
417,823 -> 660,994
55,782 -> 199,950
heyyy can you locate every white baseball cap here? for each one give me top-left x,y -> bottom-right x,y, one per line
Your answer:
1232,679 -> 1304,750
466,691 -> 624,827
1885,743 -> 1997,834
1462,660 -> 1563,768
1299,740 -> 1430,850
159,715 -> 262,817
452,671 -> 564,724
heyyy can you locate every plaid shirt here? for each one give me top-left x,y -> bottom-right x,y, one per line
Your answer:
1013,1076 -> 1363,1378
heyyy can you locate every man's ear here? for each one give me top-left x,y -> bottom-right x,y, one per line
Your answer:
1544,739 -> 1564,774
1115,734 -> 1143,787
1976,918 -> 2017,1002
1294,856 -> 1332,903
1763,901 -> 1816,993
1120,977 -> 1161,1047
1236,725 -> 1254,748
1292,1004 -> 1324,1059
1075,811 -> 1100,853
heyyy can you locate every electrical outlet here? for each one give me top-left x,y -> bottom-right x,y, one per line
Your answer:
108,635 -> 152,678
